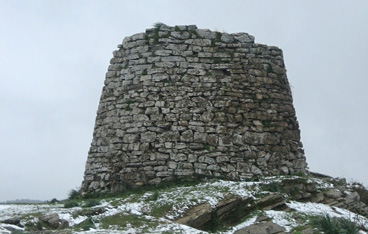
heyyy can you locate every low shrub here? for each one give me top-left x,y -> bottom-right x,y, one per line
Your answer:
261,181 -> 281,192
311,215 -> 359,234
68,189 -> 79,200
83,199 -> 101,208
64,201 -> 79,208
49,198 -> 59,204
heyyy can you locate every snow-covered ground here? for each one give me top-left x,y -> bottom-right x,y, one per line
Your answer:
1,177 -> 367,233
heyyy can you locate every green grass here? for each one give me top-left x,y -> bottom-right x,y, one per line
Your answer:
73,218 -> 95,231
100,213 -> 159,231
153,22 -> 165,29
151,203 -> 173,217
68,189 -> 80,200
81,176 -> 206,200
211,38 -> 216,47
64,201 -> 79,208
83,199 -> 101,208
145,190 -> 159,201
189,29 -> 201,38
261,181 -> 281,193
215,32 -> 222,41
311,215 -> 359,234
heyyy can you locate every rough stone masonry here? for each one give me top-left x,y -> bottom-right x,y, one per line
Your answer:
81,24 -> 307,193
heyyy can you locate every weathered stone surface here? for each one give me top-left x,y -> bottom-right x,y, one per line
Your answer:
325,188 -> 343,198
256,194 -> 286,210
175,203 -> 212,229
40,213 -> 69,229
234,221 -> 286,234
81,24 -> 307,193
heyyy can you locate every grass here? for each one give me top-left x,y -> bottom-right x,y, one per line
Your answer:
151,203 -> 173,217
25,220 -> 46,231
73,218 -> 95,231
83,199 -> 101,208
145,190 -> 160,201
80,176 -> 206,200
261,181 -> 281,193
64,201 -> 79,208
215,32 -> 222,41
211,38 -> 216,47
203,144 -> 211,151
311,215 -> 359,234
125,105 -> 132,111
68,189 -> 80,200
100,213 -> 159,231
153,22 -> 165,29
189,29 -> 201,38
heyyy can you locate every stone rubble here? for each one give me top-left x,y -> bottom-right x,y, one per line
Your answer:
81,24 -> 307,193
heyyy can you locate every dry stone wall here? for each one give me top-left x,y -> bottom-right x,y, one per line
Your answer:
81,24 -> 307,193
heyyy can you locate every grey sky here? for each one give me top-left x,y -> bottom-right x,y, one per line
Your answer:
1,0 -> 367,201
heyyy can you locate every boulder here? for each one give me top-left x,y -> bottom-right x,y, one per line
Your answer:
40,213 -> 69,229
234,221 -> 286,234
175,203 -> 212,229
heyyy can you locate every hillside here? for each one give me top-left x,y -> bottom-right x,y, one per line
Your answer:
1,174 -> 368,233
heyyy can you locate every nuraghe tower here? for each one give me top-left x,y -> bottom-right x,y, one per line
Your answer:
81,24 -> 307,193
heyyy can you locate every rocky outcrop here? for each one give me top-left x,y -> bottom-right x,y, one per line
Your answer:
81,23 -> 307,193
173,175 -> 368,232
234,221 -> 286,234
1,175 -> 368,233
175,193 -> 287,230
40,213 -> 69,229
275,175 -> 368,216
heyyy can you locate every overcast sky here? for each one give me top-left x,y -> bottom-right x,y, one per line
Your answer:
1,0 -> 367,201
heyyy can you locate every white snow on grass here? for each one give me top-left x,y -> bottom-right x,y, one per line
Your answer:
265,210 -> 297,232
221,215 -> 258,234
287,201 -> 368,230
2,177 -> 366,233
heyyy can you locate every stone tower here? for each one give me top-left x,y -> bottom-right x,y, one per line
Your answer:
81,24 -> 307,193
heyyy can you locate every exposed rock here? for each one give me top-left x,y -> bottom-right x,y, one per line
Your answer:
175,194 -> 255,230
234,221 -> 286,234
256,194 -> 286,210
325,188 -> 343,198
175,203 -> 212,229
40,213 -> 69,229
1,217 -> 22,227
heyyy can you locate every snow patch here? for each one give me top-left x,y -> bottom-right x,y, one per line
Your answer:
287,201 -> 368,230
